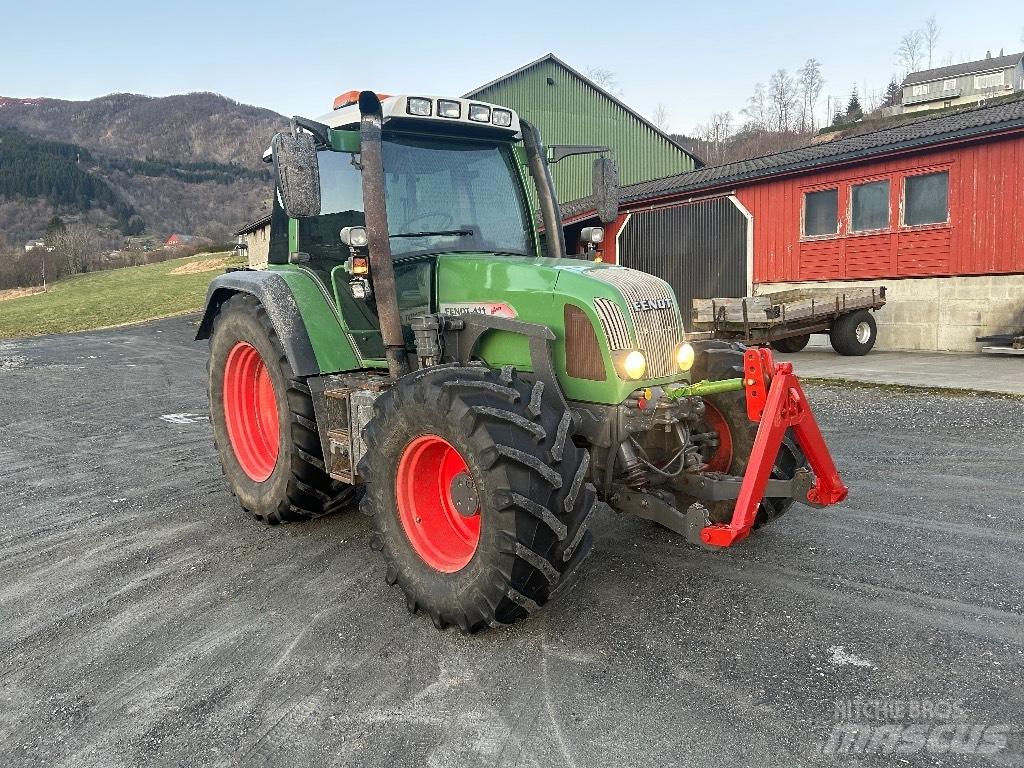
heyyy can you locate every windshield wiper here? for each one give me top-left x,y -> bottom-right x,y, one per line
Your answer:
389,229 -> 472,239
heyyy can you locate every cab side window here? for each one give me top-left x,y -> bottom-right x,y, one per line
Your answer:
297,150 -> 365,281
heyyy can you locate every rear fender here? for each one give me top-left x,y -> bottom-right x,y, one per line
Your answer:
196,270 -> 358,377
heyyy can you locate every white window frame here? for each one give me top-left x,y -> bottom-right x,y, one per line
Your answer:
974,72 -> 1005,90
912,84 -> 930,97
942,78 -> 957,91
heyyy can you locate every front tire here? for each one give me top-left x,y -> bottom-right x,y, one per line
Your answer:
770,333 -> 810,353
360,365 -> 596,632
208,293 -> 355,523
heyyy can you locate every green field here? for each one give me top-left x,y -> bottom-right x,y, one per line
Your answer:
0,252 -> 243,338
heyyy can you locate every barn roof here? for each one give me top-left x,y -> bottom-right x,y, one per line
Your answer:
235,214 -> 271,236
465,53 -> 703,168
903,52 -> 1023,86
591,96 -> 1024,216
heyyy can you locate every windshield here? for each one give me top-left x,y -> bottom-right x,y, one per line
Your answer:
382,134 -> 533,258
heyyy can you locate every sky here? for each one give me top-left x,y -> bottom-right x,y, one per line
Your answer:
2,0 -> 1023,135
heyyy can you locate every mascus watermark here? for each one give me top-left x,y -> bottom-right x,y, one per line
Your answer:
818,698 -> 1014,757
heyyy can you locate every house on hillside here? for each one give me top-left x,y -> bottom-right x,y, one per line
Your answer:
902,51 -> 1024,113
24,239 -> 46,252
464,54 -> 702,209
236,214 -> 271,269
164,233 -> 198,247
573,97 -> 1024,352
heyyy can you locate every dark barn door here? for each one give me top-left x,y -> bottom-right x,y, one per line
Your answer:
617,197 -> 748,330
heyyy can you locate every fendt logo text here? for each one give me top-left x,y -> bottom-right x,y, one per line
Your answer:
630,298 -> 672,312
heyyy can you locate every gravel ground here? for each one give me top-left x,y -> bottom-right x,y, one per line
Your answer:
0,316 -> 1022,768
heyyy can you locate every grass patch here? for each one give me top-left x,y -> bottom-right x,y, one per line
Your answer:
0,252 -> 244,338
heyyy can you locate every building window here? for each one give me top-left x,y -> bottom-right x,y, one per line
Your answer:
803,188 -> 839,237
974,72 -> 1005,89
903,171 -> 949,226
851,180 -> 890,232
942,78 -> 957,91
912,84 -> 929,96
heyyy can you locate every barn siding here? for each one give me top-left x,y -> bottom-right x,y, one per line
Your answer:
468,58 -> 696,205
738,133 -> 1024,283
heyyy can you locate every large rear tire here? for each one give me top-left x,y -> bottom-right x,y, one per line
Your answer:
829,310 -> 877,356
359,365 -> 596,632
689,345 -> 806,528
208,293 -> 356,523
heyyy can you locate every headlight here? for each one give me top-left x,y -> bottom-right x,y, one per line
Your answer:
614,350 -> 647,380
676,342 -> 695,372
406,97 -> 432,116
468,104 -> 491,122
437,99 -> 461,119
492,108 -> 513,127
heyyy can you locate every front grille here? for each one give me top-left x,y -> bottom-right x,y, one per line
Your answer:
590,268 -> 683,379
563,304 -> 606,381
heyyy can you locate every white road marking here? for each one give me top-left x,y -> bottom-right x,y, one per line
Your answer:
160,413 -> 209,424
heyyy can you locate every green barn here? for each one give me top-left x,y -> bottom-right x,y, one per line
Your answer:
464,53 -> 702,212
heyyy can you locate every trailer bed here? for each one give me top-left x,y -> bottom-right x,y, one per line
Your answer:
692,286 -> 887,350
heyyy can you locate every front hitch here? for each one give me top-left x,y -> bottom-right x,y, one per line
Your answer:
696,347 -> 848,547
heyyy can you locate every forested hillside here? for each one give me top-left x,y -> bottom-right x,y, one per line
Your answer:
0,92 -> 286,245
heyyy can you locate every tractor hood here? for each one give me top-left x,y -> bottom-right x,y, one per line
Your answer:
434,254 -> 688,405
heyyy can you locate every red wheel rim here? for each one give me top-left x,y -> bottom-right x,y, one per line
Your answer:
702,400 -> 733,473
396,435 -> 481,572
223,341 -> 280,482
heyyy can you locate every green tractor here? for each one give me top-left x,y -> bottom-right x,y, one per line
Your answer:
198,91 -> 848,632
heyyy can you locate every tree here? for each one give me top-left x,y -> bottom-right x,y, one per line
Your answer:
796,58 -> 825,132
846,87 -> 863,122
896,29 -> 925,74
651,103 -> 670,131
585,67 -> 622,97
53,222 -> 99,275
923,15 -> 941,68
768,69 -> 798,133
882,77 -> 902,108
742,82 -> 769,130
693,111 -> 734,165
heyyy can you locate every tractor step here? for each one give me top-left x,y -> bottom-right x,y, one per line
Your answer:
309,372 -> 391,484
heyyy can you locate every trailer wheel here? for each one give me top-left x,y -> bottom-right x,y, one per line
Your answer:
691,346 -> 806,528
359,365 -> 596,632
829,310 -> 877,356
770,334 -> 810,353
208,293 -> 356,523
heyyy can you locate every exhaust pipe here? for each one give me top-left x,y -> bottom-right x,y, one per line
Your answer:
521,119 -> 566,260
358,91 -> 409,379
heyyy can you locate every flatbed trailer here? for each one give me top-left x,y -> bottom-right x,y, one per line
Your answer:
692,286 -> 887,356
976,331 -> 1024,355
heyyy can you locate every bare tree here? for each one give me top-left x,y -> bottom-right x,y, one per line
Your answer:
53,223 -> 99,275
651,103 -> 670,131
694,111 -> 734,165
742,82 -> 769,130
923,15 -> 941,68
585,67 -> 622,96
796,58 -> 825,132
768,69 -> 798,133
896,29 -> 925,75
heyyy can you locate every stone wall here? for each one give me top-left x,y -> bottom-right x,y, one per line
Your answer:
755,276 -> 1024,352
242,225 -> 270,269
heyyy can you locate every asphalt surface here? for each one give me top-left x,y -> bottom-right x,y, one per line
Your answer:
1,315 -> 1022,768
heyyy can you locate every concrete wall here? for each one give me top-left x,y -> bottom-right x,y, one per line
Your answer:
755,275 -> 1024,352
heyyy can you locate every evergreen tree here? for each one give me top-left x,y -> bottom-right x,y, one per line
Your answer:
882,78 -> 902,108
846,87 -> 864,121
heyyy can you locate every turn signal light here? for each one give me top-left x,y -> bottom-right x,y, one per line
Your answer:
352,257 -> 369,275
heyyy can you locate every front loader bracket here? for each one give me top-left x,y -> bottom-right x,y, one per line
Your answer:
700,348 -> 849,548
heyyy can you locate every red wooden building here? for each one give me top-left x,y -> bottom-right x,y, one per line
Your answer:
562,98 -> 1024,351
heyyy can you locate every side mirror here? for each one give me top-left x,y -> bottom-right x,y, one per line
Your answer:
271,128 -> 321,219
592,157 -> 619,224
